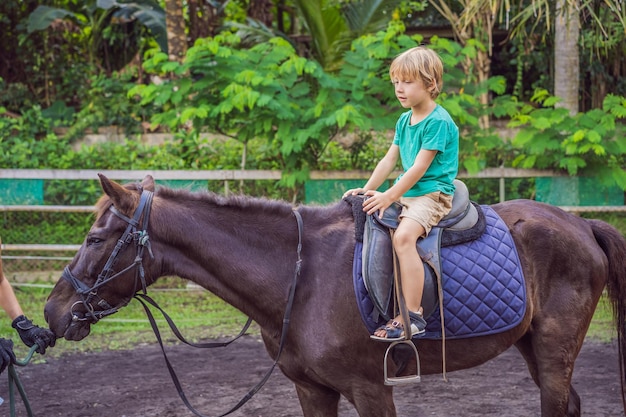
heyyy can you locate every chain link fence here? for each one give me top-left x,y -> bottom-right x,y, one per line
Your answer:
1,207 -> 93,281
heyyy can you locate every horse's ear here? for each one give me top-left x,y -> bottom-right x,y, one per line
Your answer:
98,173 -> 134,211
141,175 -> 155,192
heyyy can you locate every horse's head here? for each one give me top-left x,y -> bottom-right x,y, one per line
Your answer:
45,174 -> 156,341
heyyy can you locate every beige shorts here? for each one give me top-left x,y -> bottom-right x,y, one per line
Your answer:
399,191 -> 453,237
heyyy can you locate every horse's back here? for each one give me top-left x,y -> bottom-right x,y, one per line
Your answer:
493,199 -> 589,228
492,199 -> 602,254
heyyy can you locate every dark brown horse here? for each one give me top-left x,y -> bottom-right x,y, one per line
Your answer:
44,174 -> 626,417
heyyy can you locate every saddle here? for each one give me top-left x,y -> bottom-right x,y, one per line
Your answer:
360,179 -> 486,323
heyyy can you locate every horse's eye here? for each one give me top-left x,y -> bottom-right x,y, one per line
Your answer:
87,236 -> 103,246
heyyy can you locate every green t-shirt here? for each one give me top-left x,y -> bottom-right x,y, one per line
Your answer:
392,105 -> 459,197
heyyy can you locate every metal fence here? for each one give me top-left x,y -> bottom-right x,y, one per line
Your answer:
1,168 -> 624,281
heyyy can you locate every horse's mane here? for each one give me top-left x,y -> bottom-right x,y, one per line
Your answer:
156,186 -> 296,216
94,180 -> 352,227
94,180 -> 295,215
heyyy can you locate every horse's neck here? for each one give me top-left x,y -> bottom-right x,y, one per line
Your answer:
153,200 -> 301,325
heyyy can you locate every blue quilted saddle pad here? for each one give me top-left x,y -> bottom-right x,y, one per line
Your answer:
353,205 -> 527,340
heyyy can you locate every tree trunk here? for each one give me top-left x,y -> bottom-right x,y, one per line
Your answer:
247,0 -> 274,27
165,0 -> 187,62
476,47 -> 491,129
188,0 -> 218,42
554,0 -> 580,115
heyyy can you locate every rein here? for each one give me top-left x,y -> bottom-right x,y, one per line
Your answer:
134,209 -> 304,417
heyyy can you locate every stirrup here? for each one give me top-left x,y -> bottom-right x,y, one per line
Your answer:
383,340 -> 421,386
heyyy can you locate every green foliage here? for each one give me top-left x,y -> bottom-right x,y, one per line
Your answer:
130,22 -> 514,189
133,32 -> 332,189
98,0 -> 168,53
4,19 -> 625,200
64,71 -> 152,141
133,31 -> 365,188
0,211 -> 94,245
463,178 -> 536,205
26,5 -> 76,32
289,0 -> 406,70
509,91 -> 626,189
27,0 -> 167,70
0,106 -> 72,169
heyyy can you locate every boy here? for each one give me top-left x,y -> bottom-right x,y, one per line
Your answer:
344,46 -> 458,341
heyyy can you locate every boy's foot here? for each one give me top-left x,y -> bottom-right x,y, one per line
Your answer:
370,311 -> 426,342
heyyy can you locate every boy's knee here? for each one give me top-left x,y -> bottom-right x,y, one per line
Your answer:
392,231 -> 414,250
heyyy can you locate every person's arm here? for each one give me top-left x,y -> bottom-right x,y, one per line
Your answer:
343,144 -> 400,197
362,144 -> 400,191
0,274 -> 56,354
383,149 -> 437,201
0,275 -> 24,320
362,149 -> 437,216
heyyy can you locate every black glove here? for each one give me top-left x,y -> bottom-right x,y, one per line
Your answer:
0,338 -> 16,374
12,315 -> 56,354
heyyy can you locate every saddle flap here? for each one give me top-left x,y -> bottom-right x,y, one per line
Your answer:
362,212 -> 440,322
373,201 -> 403,229
362,214 -> 395,321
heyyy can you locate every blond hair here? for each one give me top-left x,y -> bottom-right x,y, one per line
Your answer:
389,46 -> 443,99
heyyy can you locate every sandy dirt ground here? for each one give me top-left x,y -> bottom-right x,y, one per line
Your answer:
0,336 -> 622,417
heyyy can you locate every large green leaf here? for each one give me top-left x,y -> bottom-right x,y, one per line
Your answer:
98,0 -> 168,53
27,6 -> 79,33
342,0 -> 401,33
293,0 -> 399,70
292,0 -> 346,69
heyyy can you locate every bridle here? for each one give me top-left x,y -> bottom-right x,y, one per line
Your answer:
61,188 -> 154,323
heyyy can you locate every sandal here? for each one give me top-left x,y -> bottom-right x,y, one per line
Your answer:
370,311 -> 426,342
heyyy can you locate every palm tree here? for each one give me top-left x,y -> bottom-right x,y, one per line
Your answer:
428,0 -> 502,127
554,0 -> 579,114
428,0 -> 626,114
165,0 -> 186,62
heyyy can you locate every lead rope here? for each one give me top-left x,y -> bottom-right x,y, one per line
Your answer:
135,209 -> 304,417
6,344 -> 38,417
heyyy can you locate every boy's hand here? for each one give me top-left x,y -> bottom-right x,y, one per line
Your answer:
362,190 -> 394,217
342,188 -> 366,198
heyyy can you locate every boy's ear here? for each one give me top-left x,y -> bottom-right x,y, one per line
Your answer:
427,80 -> 439,96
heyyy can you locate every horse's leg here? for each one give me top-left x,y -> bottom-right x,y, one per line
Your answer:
567,385 -> 581,416
293,381 -> 341,417
293,377 -> 397,417
349,383 -> 396,417
515,332 -> 581,417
